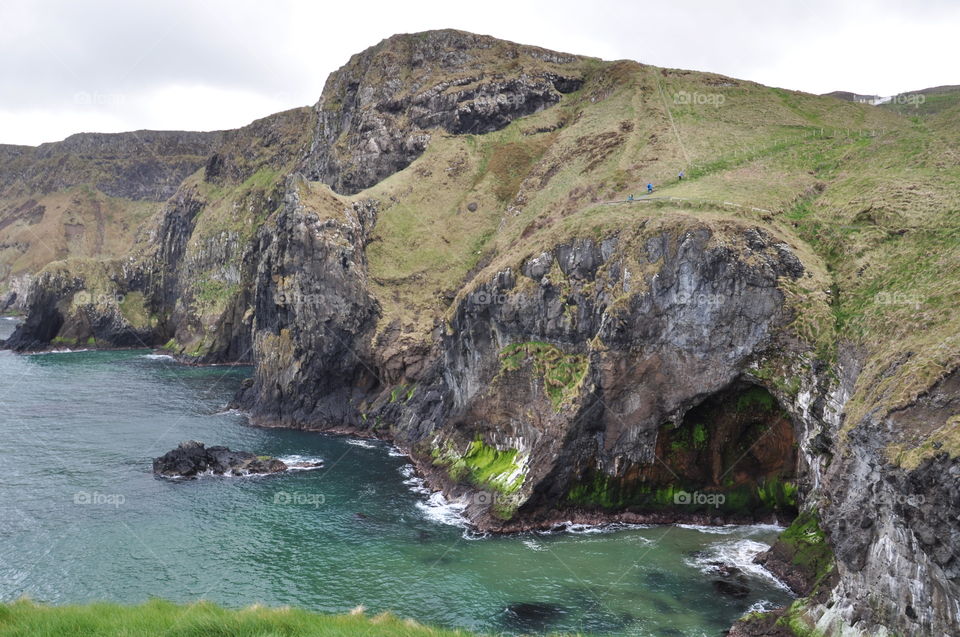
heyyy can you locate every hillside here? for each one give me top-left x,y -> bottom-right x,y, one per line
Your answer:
2,29 -> 958,637
0,130 -> 223,312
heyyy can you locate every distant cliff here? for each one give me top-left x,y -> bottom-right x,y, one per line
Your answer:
0,129 -> 223,312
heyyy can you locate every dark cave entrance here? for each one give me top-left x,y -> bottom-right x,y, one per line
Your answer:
565,382 -> 799,519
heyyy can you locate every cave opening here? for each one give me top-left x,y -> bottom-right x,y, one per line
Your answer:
565,382 -> 799,520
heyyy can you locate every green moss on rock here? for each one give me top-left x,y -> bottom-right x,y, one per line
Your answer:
431,436 -> 526,495
498,341 -> 587,410
778,511 -> 835,584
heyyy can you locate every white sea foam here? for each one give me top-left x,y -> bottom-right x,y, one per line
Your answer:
685,538 -> 793,592
277,455 -> 325,471
142,353 -> 175,361
345,439 -> 377,449
399,464 -> 431,494
26,348 -> 92,356
415,490 -> 469,528
386,445 -> 407,457
676,524 -> 741,534
215,408 -> 249,417
522,538 -> 546,551
746,598 -> 782,614
541,521 -> 655,536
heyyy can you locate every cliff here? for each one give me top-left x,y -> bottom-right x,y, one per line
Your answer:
4,29 -> 958,637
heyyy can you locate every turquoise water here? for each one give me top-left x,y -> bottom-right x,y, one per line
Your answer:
0,319 -> 791,636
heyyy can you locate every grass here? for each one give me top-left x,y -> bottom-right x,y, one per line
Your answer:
0,599 -> 472,637
118,291 -> 153,330
498,342 -> 588,410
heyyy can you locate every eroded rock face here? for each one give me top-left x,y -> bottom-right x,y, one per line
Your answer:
1,130 -> 224,202
301,29 -> 585,194
798,369 -> 960,636
435,225 -> 807,526
235,176 -> 381,426
4,108 -> 314,356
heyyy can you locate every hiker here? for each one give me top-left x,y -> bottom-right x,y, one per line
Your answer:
627,194 -> 634,201
678,170 -> 684,181
647,183 -> 654,194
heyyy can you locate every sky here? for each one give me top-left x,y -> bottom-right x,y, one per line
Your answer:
1,0 -> 957,146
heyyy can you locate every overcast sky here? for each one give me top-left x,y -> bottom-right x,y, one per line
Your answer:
1,0 -> 956,146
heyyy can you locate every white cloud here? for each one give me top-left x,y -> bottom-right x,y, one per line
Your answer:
0,0 -> 956,146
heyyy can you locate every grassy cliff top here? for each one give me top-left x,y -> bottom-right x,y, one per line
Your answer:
0,599 -> 471,637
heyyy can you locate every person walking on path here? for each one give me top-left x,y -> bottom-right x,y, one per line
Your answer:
647,183 -> 654,194
678,170 -> 684,181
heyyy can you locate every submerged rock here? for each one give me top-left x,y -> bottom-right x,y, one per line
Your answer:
501,602 -> 567,632
712,578 -> 751,599
152,440 -> 320,478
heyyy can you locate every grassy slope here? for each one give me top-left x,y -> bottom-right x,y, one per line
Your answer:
0,600 -> 469,637
0,134 -> 220,293
0,187 -> 159,286
880,85 -> 960,117
344,59 -> 958,465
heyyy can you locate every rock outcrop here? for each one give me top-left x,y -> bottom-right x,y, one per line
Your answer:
152,440 -> 322,478
153,441 -> 287,477
301,29 -> 586,194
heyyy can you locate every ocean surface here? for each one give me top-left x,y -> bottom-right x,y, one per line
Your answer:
0,317 -> 792,636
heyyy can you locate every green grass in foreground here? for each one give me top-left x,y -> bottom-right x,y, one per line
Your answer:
0,599 -> 474,637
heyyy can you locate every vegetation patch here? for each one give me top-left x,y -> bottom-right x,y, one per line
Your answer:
498,341 -> 587,410
778,511 -> 835,585
192,279 -> 239,317
0,598 -> 469,637
487,139 -> 550,203
889,414 -> 960,469
432,436 -> 526,495
564,469 -> 796,516
736,386 -> 777,412
117,291 -> 152,329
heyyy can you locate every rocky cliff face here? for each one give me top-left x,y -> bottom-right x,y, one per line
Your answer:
0,130 -> 224,201
4,29 -> 958,637
301,29 -> 585,194
432,224 -> 808,525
